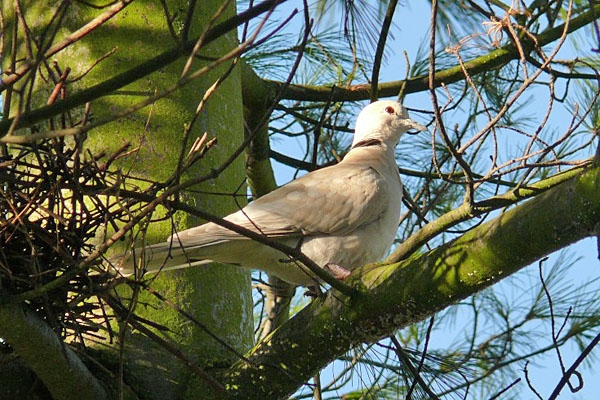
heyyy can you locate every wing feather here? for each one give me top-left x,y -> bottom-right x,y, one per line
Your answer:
170,162 -> 396,246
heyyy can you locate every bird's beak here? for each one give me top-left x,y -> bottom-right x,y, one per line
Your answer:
406,119 -> 428,135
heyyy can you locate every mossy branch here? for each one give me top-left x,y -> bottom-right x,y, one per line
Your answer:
222,165 -> 600,399
265,2 -> 600,101
387,163 -> 588,262
242,61 -> 278,198
0,304 -> 110,400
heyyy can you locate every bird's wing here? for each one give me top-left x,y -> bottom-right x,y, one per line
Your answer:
170,161 -> 398,247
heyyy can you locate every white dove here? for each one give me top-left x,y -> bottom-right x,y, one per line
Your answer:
117,101 -> 426,286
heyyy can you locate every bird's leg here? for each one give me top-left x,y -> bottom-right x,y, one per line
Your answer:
323,262 -> 352,280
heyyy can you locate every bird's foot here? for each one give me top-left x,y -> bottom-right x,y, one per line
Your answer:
303,264 -> 351,297
324,263 -> 351,280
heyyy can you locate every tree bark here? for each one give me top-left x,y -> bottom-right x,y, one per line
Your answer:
1,1 -> 253,399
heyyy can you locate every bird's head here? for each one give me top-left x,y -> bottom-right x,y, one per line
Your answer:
352,101 -> 427,148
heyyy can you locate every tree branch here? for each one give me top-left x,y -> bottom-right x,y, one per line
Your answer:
0,303 -> 109,400
387,163 -> 588,263
222,165 -> 600,399
266,2 -> 600,102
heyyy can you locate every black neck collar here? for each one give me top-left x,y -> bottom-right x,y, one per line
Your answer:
352,138 -> 383,148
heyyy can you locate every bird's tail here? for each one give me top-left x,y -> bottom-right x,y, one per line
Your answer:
111,242 -> 213,277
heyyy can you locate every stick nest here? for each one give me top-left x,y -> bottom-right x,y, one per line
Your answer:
0,138 -> 136,341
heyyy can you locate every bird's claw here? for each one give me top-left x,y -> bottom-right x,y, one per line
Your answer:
324,262 -> 351,280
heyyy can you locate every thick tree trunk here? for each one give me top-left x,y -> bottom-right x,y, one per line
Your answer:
1,1 -> 253,399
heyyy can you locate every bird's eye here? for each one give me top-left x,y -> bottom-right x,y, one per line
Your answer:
384,106 -> 395,114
